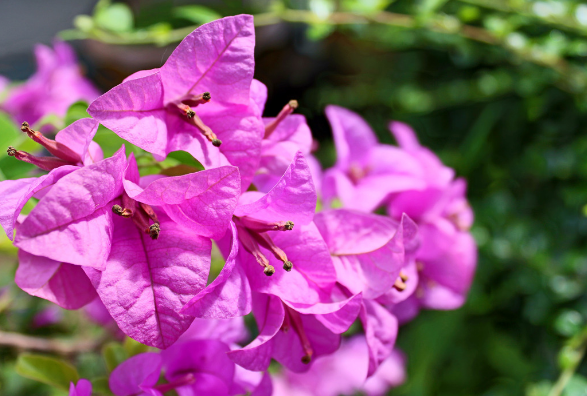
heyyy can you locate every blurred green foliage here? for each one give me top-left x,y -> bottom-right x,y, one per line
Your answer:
2,0 -> 587,395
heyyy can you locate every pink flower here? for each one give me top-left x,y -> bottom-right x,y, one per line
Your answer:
88,16 -> 263,192
69,379 -> 92,396
272,336 -> 406,396
1,41 -> 99,126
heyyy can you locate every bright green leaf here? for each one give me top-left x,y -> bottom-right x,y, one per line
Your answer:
95,3 -> 134,33
123,337 -> 149,357
65,101 -> 91,126
91,377 -> 114,396
172,5 -> 222,25
16,354 -> 79,391
102,342 -> 127,373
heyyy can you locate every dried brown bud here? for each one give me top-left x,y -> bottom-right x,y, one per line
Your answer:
20,121 -> 30,132
7,146 -> 16,156
285,221 -> 294,231
212,139 -> 222,147
203,92 -> 211,101
112,205 -> 124,216
288,100 -> 298,109
186,109 -> 195,119
263,265 -> 275,276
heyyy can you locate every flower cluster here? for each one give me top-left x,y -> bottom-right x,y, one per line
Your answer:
0,15 -> 476,396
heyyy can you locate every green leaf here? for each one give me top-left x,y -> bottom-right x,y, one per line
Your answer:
0,112 -> 21,149
15,354 -> 79,391
564,374 -> 587,396
172,5 -> 221,25
123,337 -> 149,357
102,342 -> 127,373
95,3 -> 134,33
167,151 -> 204,170
65,101 -> 91,126
91,377 -> 114,396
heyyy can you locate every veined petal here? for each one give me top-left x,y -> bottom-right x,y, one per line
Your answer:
228,293 -> 284,371
160,15 -> 255,106
127,166 -> 240,239
0,166 -> 78,240
55,118 -> 100,165
15,148 -> 127,267
360,300 -> 398,377
235,151 -> 316,225
109,352 -> 162,396
325,105 -> 377,170
251,79 -> 268,115
88,72 -> 168,157
16,250 -> 96,309
85,212 -> 211,349
181,222 -> 252,319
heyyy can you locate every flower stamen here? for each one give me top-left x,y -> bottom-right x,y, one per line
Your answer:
264,99 -> 298,138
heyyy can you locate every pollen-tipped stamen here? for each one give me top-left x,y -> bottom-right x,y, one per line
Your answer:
112,205 -> 133,217
237,216 -> 295,233
20,121 -> 81,164
285,305 -> 313,364
7,147 -> 72,171
140,202 -> 159,224
182,91 -> 211,107
252,231 -> 293,272
399,270 -> 408,282
237,225 -> 275,276
264,99 -> 299,138
393,277 -> 407,292
149,223 -> 160,240
188,113 -> 221,147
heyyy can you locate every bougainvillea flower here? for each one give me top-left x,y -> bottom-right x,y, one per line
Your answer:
69,379 -> 92,396
88,15 -> 263,191
228,291 -> 361,373
250,81 -> 313,192
1,41 -> 99,125
83,155 -> 240,348
177,317 -> 249,345
321,105 -> 430,211
314,209 -> 419,300
181,151 -> 336,319
386,122 -> 477,312
109,352 -> 163,396
0,118 -> 100,240
162,339 -> 273,396
272,336 -> 406,396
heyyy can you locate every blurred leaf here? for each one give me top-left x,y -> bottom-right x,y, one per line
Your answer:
159,164 -> 201,176
123,337 -> 149,357
102,342 -> 127,373
172,5 -> 221,25
15,354 -> 79,391
166,151 -> 204,170
0,112 -> 21,149
91,377 -> 114,396
555,310 -> 584,337
341,0 -> 395,14
65,101 -> 91,126
563,374 -> 587,396
95,2 -> 134,33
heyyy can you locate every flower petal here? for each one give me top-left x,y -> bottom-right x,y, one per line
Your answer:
360,300 -> 398,377
109,352 -> 162,396
85,212 -> 211,348
55,118 -> 99,165
16,250 -> 96,309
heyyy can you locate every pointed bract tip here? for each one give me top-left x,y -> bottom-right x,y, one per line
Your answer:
264,265 -> 275,276
203,92 -> 211,101
149,223 -> 160,240
289,100 -> 298,109
285,221 -> 294,231
212,139 -> 222,147
7,146 -> 16,156
283,261 -> 293,272
301,355 -> 312,364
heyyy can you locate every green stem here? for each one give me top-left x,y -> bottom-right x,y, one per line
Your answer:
548,329 -> 587,396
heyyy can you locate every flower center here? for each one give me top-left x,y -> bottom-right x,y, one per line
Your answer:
112,192 -> 160,239
167,92 -> 221,147
233,216 -> 295,276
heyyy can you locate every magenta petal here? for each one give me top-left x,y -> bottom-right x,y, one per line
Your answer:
235,151 -> 316,225
163,339 -> 235,386
181,222 -> 252,319
250,372 -> 273,396
88,72 -> 168,157
55,118 -> 99,165
251,79 -> 268,115
69,379 -> 92,396
16,250 -> 96,309
360,300 -> 398,377
109,352 -> 162,396
0,166 -> 77,240
284,293 -> 362,334
388,121 -> 421,151
127,166 -> 240,239
228,293 -> 284,371
15,148 -> 126,267
159,15 -> 255,106
85,213 -> 211,349
325,105 -> 377,170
